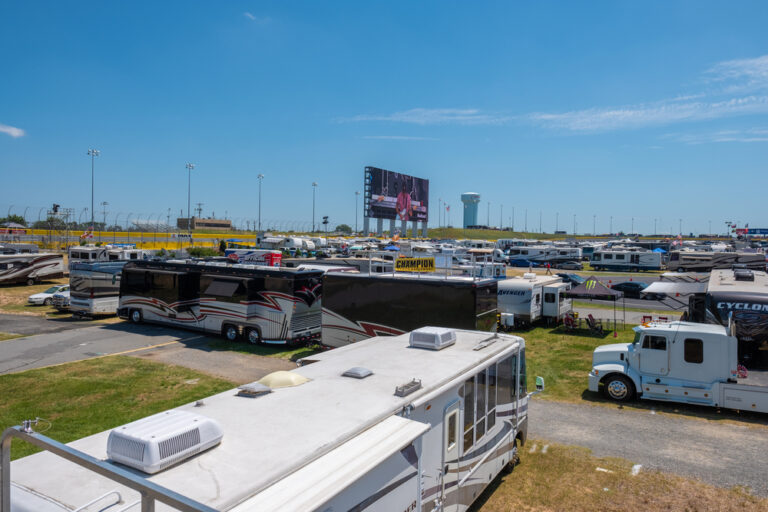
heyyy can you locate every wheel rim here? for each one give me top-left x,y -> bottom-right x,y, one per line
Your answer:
131,310 -> 140,323
44,298 -> 51,305
226,326 -> 237,341
607,379 -> 628,400
247,329 -> 260,344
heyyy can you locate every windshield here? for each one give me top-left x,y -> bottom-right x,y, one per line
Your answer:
43,286 -> 60,293
633,331 -> 642,345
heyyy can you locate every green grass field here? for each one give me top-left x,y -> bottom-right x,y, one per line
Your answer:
0,356 -> 234,460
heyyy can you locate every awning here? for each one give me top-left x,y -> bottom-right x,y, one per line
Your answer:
642,281 -> 707,296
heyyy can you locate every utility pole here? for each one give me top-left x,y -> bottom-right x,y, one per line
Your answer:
185,163 -> 195,242
593,214 -> 596,236
355,191 -> 360,233
487,201 -> 491,227
511,207 -> 515,231
312,182 -> 318,232
500,205 -> 503,230
631,217 -> 634,234
438,198 -> 442,229
610,215 -> 613,234
679,218 -> 682,235
539,211 -> 542,233
195,203 -> 204,218
88,149 -> 100,233
556,212 -> 559,233
257,174 -> 264,232
524,209 -> 528,232
573,214 -> 576,236
100,201 -> 108,242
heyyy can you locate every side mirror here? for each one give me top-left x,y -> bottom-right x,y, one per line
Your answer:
535,376 -> 545,391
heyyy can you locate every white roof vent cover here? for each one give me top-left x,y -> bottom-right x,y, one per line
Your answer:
107,410 -> 223,474
409,327 -> 457,350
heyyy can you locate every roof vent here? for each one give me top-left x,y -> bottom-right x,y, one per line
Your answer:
395,378 -> 422,397
342,367 -> 373,379
409,327 -> 456,350
734,269 -> 754,282
237,381 -> 272,398
107,410 -> 223,474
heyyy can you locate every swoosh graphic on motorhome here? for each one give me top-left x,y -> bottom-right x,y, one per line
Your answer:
322,309 -> 406,339
347,471 -> 418,512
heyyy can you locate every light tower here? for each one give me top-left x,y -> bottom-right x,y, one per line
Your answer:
461,193 -> 481,229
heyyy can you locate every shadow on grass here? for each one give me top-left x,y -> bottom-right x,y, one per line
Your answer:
579,388 -> 768,427
547,325 -> 615,340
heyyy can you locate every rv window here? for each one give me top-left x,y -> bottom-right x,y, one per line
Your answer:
604,254 -> 613,260
521,250 -> 528,255
642,335 -> 667,350
204,280 -> 240,297
684,338 -> 704,364
487,365 -> 497,430
544,293 -> 555,303
615,254 -> 625,260
535,294 -> 540,305
463,377 -> 475,450
476,370 -> 487,439
497,355 -> 516,403
109,254 -> 118,260
519,349 -> 527,396
447,411 -> 457,451
670,253 -> 679,261
130,253 -> 138,260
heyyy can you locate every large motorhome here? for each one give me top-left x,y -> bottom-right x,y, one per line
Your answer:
3,328 -> 534,512
118,260 -> 323,345
504,245 -> 558,263
68,245 -> 151,269
0,253 -> 64,285
590,249 -> 663,271
69,261 -> 128,316
497,274 -> 571,328
667,251 -> 765,272
322,273 -> 498,347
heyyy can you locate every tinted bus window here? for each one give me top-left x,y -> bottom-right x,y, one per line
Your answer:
463,377 -> 475,450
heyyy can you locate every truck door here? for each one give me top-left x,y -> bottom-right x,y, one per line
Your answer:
441,400 -> 461,512
638,334 -> 670,375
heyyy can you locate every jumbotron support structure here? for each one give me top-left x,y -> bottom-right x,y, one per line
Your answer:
461,192 -> 481,228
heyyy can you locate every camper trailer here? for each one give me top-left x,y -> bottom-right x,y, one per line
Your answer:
2,327 -> 534,512
322,273 -> 498,347
69,261 -> 128,316
667,251 -> 765,272
0,253 -> 64,285
118,260 -> 323,345
590,249 -> 663,271
497,274 -> 571,328
223,248 -> 282,267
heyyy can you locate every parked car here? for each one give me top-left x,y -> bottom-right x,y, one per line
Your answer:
556,273 -> 585,286
556,261 -> 583,270
28,284 -> 69,306
610,281 -> 665,300
509,259 -> 539,268
51,290 -> 71,311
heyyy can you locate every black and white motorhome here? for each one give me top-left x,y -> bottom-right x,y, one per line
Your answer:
590,249 -> 663,271
3,328 -> 535,512
69,261 -> 128,316
667,251 -> 765,272
68,245 -> 151,269
117,260 -> 323,345
322,273 -> 498,347
0,253 -> 64,285
497,274 -> 571,328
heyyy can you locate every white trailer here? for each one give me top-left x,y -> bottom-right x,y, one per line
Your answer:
0,253 -> 64,285
589,321 -> 768,413
590,249 -> 663,271
497,274 -> 571,328
2,327 -> 538,512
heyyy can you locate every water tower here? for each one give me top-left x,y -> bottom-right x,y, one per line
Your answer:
461,192 -> 481,228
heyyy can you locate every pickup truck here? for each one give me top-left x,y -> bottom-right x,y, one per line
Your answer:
589,321 -> 768,413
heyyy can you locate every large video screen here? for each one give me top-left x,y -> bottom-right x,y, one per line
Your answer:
365,166 -> 429,222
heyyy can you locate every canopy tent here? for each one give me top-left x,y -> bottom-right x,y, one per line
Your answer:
652,247 -> 667,253
564,276 -> 623,332
383,245 -> 401,251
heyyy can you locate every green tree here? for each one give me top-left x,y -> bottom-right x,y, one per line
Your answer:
336,224 -> 352,234
0,214 -> 27,226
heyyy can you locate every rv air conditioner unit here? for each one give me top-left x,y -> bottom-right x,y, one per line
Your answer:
409,327 -> 456,350
107,410 -> 223,474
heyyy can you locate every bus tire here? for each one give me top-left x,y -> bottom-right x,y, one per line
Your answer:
130,309 -> 142,324
223,324 -> 239,342
26,278 -> 35,286
246,327 -> 261,345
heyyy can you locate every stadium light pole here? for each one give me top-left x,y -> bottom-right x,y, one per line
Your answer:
257,173 -> 264,232
355,191 -> 360,233
87,149 -> 100,232
185,163 -> 195,243
311,183 -> 318,233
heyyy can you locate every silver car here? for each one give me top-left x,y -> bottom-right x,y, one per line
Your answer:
28,284 -> 69,306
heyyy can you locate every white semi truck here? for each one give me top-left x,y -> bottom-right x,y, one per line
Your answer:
589,321 -> 768,413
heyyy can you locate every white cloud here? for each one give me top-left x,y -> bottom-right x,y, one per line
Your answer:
0,123 -> 25,138
243,12 -> 271,24
361,135 -> 438,141
665,128 -> 768,144
706,55 -> 768,93
343,108 -> 509,125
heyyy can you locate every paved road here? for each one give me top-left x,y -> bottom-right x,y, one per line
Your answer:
0,313 -> 94,335
529,399 -> 768,496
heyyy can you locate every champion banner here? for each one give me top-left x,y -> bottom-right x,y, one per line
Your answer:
395,257 -> 436,272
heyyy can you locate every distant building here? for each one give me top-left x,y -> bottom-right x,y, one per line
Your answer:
177,217 -> 232,230
461,193 -> 481,229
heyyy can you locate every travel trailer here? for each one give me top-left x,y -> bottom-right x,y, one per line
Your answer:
504,245 -> 558,264
590,249 -> 663,271
589,321 -> 768,413
284,256 -> 395,274
0,253 -> 64,285
497,274 -> 571,328
69,261 -> 128,316
667,251 -> 765,272
2,327 -> 536,512
68,245 -> 151,269
322,273 -> 498,347
118,260 -> 323,345
223,248 -> 282,267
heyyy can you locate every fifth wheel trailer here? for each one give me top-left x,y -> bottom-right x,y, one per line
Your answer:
497,274 -> 571,328
0,253 -> 64,285
321,273 -> 497,347
2,327 -> 536,512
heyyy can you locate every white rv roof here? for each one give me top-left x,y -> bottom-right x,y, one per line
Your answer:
500,275 -> 564,288
11,330 -> 522,512
707,269 -> 768,294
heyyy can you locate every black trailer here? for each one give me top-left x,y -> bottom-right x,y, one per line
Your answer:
321,273 -> 497,347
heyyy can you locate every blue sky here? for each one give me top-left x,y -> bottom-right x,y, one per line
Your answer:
1,1 -> 767,234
